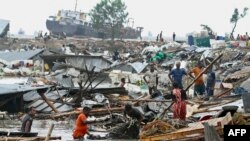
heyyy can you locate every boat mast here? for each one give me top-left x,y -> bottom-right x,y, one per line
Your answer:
74,0 -> 78,11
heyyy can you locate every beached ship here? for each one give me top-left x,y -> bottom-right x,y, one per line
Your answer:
46,8 -> 143,39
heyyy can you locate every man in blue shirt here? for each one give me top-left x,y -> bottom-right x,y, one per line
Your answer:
206,68 -> 216,97
168,62 -> 187,89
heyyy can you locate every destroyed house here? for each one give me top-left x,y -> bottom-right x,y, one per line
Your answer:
0,19 -> 9,38
0,84 -> 50,113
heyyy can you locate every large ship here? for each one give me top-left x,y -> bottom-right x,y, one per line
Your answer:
46,4 -> 143,39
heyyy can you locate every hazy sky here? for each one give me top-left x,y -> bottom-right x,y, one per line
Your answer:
0,0 -> 249,37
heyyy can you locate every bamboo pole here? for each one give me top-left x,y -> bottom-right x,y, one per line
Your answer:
45,123 -> 54,141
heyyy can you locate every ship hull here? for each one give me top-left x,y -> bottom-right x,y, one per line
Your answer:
46,20 -> 141,39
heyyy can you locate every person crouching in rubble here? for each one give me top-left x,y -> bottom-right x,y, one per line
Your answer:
172,82 -> 187,121
124,103 -> 144,124
72,106 -> 97,140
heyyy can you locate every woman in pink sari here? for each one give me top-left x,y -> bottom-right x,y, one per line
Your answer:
172,82 -> 187,121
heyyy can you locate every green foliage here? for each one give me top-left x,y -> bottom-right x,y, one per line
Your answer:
200,24 -> 213,34
230,7 -> 248,38
89,0 -> 129,39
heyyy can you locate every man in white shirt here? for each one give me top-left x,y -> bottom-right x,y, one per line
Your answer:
143,66 -> 158,96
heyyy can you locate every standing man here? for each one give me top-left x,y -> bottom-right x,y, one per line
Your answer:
205,67 -> 216,100
21,107 -> 36,132
188,63 -> 205,97
143,66 -> 158,96
72,106 -> 96,140
173,32 -> 176,41
168,62 -> 187,89
246,32 -> 249,41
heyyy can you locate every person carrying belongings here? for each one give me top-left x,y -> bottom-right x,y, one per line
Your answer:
188,62 -> 205,97
171,82 -> 187,121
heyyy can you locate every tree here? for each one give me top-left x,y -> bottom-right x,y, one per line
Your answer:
89,0 -> 129,40
230,7 -> 248,40
200,24 -> 213,35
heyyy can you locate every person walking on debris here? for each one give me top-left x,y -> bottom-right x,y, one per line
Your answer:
143,65 -> 158,96
205,66 -> 216,100
168,61 -> 187,89
188,62 -> 205,97
21,107 -> 36,132
172,82 -> 187,121
73,106 -> 96,140
173,32 -> 176,41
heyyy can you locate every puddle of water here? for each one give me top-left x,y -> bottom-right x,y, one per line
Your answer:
0,119 -> 138,141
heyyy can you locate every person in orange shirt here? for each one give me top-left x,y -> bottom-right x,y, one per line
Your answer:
188,63 -> 205,96
72,106 -> 96,140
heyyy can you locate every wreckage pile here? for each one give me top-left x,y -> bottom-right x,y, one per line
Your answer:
0,34 -> 250,140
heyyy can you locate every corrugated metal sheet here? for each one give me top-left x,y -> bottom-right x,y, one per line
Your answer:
65,56 -> 111,72
0,84 -> 50,95
41,55 -> 112,72
129,62 -> 148,73
23,90 -> 69,102
0,19 -> 9,36
0,49 -> 44,62
28,99 -> 73,113
113,62 -> 148,73
55,74 -> 74,88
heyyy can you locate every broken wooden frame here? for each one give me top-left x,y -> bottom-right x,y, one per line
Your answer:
140,112 -> 232,141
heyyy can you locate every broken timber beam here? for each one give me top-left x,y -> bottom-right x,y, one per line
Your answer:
45,123 -> 55,141
38,92 -> 59,113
